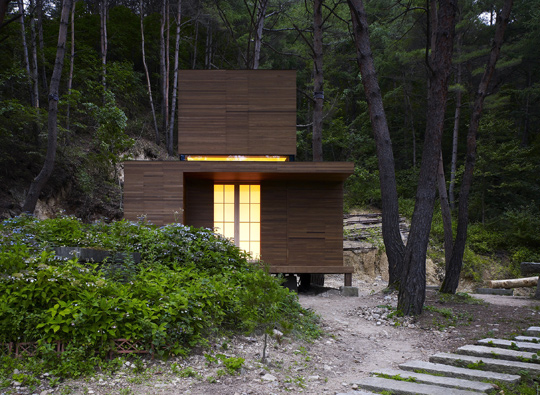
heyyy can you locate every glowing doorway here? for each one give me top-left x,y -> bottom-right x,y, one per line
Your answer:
214,184 -> 260,259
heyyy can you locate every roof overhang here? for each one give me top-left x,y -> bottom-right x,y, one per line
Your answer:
124,161 -> 354,182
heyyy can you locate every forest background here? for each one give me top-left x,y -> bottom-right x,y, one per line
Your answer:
0,0 -> 539,287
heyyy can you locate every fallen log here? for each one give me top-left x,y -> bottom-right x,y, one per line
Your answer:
487,277 -> 539,289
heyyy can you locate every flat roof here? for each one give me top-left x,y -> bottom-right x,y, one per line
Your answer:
124,161 -> 354,182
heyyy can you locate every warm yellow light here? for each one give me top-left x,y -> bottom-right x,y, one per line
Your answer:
186,155 -> 288,162
214,184 -> 260,259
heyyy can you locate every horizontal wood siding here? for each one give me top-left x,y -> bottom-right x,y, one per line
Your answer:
123,162 -> 183,226
261,181 -> 288,266
178,70 -> 296,156
286,181 -> 344,267
184,178 -> 213,229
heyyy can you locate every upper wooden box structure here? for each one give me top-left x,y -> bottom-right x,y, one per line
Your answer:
178,70 -> 297,156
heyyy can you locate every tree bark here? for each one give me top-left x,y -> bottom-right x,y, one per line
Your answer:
160,0 -> 169,145
449,35 -> 462,209
347,0 -> 404,289
487,277 -> 538,289
437,153 -> 453,270
252,0 -> 268,69
398,0 -> 457,315
23,0 -> 73,214
440,0 -> 513,294
18,0 -> 36,107
29,0 -> 39,108
100,0 -> 108,91
312,0 -> 324,162
140,0 -> 160,145
167,0 -> 181,156
0,0 -> 11,28
37,0 -> 48,93
66,0 -> 76,133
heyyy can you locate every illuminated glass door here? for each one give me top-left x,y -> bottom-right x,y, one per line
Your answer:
214,184 -> 260,259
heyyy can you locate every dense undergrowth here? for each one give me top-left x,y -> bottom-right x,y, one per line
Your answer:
0,215 -> 321,383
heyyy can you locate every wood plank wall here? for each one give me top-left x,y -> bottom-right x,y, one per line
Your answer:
123,162 -> 183,226
261,180 -> 344,267
178,70 -> 297,156
184,178 -> 213,229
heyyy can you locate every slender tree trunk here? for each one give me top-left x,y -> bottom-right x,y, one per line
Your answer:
192,17 -> 199,69
29,0 -> 39,108
312,0 -> 324,162
160,0 -> 169,144
18,0 -> 35,107
252,0 -> 268,69
168,0 -> 181,156
100,0 -> 108,90
37,0 -> 48,93
140,0 -> 160,145
440,0 -> 513,294
347,0 -> 405,289
0,0 -> 11,27
403,83 -> 416,167
449,58 -> 462,209
23,0 -> 73,214
437,153 -> 453,269
66,1 -> 76,133
205,21 -> 212,69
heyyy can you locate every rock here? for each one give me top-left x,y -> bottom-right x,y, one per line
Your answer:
12,381 -> 22,387
308,375 -> 320,380
261,374 -> 277,382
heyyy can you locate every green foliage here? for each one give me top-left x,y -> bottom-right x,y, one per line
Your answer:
0,216 -> 320,379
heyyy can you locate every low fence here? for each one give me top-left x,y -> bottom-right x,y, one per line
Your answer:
1,338 -> 151,358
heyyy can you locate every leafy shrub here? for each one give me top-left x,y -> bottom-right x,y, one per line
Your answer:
0,216 -> 319,379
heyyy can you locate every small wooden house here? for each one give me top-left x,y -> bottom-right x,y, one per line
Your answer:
123,70 -> 354,285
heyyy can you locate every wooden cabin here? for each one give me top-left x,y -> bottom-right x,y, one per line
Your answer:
123,70 -> 354,285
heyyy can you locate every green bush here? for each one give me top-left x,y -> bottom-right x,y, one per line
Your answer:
0,216 -> 319,380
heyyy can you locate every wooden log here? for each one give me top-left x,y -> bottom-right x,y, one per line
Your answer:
487,277 -> 539,289
521,262 -> 540,276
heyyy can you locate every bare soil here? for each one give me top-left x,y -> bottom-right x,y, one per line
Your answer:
50,277 -> 540,395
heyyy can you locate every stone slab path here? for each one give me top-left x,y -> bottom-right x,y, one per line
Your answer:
337,326 -> 540,394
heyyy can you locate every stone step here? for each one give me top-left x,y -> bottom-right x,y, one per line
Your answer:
353,377 -> 484,395
478,338 -> 540,352
335,391 -> 377,395
400,360 -> 520,384
526,327 -> 540,336
457,344 -> 540,363
430,352 -> 540,376
370,368 -> 495,393
515,335 -> 540,343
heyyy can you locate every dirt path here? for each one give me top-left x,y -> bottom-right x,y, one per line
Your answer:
52,279 -> 540,395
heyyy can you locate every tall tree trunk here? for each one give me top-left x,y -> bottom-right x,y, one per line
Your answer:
437,153 -> 453,269
140,0 -> 160,145
29,0 -> 39,109
18,0 -> 35,107
192,17 -> 199,69
440,0 -> 513,294
448,34 -> 462,209
312,0 -> 324,162
23,0 -> 73,214
252,0 -> 268,69
160,0 -> 169,145
347,0 -> 405,289
0,0 -> 11,27
37,0 -> 48,93
205,21 -> 212,69
168,0 -> 181,157
398,0 -> 457,316
66,0 -> 76,134
100,0 -> 108,90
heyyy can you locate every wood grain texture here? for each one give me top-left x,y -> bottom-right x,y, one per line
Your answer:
178,70 -> 297,156
123,162 -> 183,226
